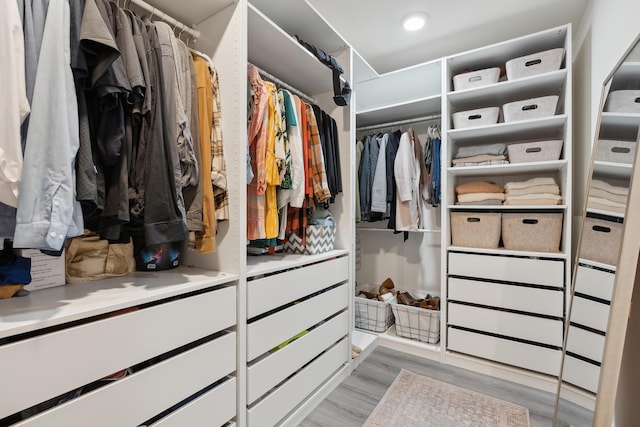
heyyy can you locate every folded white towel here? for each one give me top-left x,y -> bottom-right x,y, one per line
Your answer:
504,177 -> 557,191
590,179 -> 629,197
457,192 -> 506,203
506,184 -> 560,196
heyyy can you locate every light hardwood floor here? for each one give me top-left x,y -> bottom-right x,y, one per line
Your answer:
299,345 -> 592,427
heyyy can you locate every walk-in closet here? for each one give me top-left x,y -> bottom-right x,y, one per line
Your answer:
2,0 -> 640,426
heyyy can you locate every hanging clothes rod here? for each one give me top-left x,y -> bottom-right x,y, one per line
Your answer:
356,113 -> 441,132
129,0 -> 201,39
249,63 -> 317,105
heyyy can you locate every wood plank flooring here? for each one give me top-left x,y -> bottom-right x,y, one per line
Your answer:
299,345 -> 592,426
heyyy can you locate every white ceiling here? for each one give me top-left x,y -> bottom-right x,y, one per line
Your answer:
144,0 -> 590,78
252,0 -> 590,75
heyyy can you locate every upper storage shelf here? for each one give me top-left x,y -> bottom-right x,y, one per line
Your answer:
248,3 -> 336,96
356,95 -> 441,128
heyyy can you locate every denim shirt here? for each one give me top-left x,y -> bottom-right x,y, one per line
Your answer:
14,0 -> 84,251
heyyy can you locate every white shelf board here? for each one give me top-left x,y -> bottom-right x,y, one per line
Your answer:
593,160 -> 634,179
586,208 -> 625,220
578,258 -> 617,273
356,95 -> 441,128
449,204 -> 567,211
140,0 -> 235,28
246,249 -> 349,278
447,70 -> 567,108
448,246 -> 568,260
376,325 -> 441,362
448,115 -> 567,143
352,329 -> 378,368
248,3 -> 334,96
448,160 -> 568,176
356,224 -> 441,233
600,112 -> 640,127
0,268 -> 238,339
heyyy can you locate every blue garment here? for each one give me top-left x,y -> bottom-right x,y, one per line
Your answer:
0,256 -> 31,285
430,138 -> 441,206
358,135 -> 371,220
14,0 -> 84,251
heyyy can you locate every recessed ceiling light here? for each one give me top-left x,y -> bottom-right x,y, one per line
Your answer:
402,12 -> 428,32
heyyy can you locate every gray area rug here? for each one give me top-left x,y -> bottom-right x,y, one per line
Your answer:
363,369 -> 530,427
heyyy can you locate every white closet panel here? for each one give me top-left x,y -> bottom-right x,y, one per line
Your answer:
247,338 -> 348,427
15,333 -> 236,427
448,303 -> 563,346
247,283 -> 348,360
448,327 -> 561,376
153,377 -> 236,427
247,311 -> 349,403
247,256 -> 348,318
448,277 -> 563,317
448,252 -> 564,287
1,286 -> 236,419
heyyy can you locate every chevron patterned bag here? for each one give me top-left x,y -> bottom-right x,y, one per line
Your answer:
284,221 -> 336,255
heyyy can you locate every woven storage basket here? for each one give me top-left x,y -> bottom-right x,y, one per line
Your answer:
579,216 -> 623,266
503,95 -> 558,122
452,107 -> 500,129
450,212 -> 501,249
354,293 -> 395,332
604,90 -> 640,113
283,223 -> 336,255
596,139 -> 637,164
506,48 -> 564,80
507,140 -> 563,163
391,297 -> 440,344
502,213 -> 563,252
452,67 -> 500,91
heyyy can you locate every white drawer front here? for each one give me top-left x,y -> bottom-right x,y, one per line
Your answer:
575,264 -> 615,301
567,325 -> 605,363
448,277 -> 563,317
248,311 -> 349,404
248,256 -> 348,318
1,286 -> 236,419
16,333 -> 236,427
562,355 -> 600,393
570,296 -> 611,333
247,283 -> 348,361
248,338 -> 348,427
448,252 -> 564,287
448,303 -> 563,347
448,327 -> 561,376
153,377 -> 236,427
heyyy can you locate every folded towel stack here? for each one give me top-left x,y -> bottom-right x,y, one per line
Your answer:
587,179 -> 629,214
503,177 -> 562,205
452,143 -> 509,167
455,181 -> 505,205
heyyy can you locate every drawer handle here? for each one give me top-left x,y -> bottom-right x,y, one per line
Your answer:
522,104 -> 539,111
611,146 -> 631,153
635,97 -> 640,104
525,59 -> 542,67
469,75 -> 483,83
592,225 -> 611,233
525,147 -> 542,153
466,217 -> 481,223
468,114 -> 483,120
522,219 -> 539,225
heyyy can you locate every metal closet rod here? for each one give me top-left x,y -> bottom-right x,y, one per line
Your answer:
129,0 -> 201,39
249,62 -> 317,105
356,113 -> 441,132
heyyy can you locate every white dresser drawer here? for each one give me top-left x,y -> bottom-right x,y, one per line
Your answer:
448,252 -> 564,287
567,325 -> 605,363
153,377 -> 236,427
562,354 -> 600,394
16,333 -> 236,427
448,327 -> 561,376
1,286 -> 236,419
248,338 -> 349,427
448,303 -> 563,347
448,277 -> 563,317
247,283 -> 348,361
247,311 -> 349,404
574,264 -> 615,301
570,296 -> 611,333
248,256 -> 348,318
